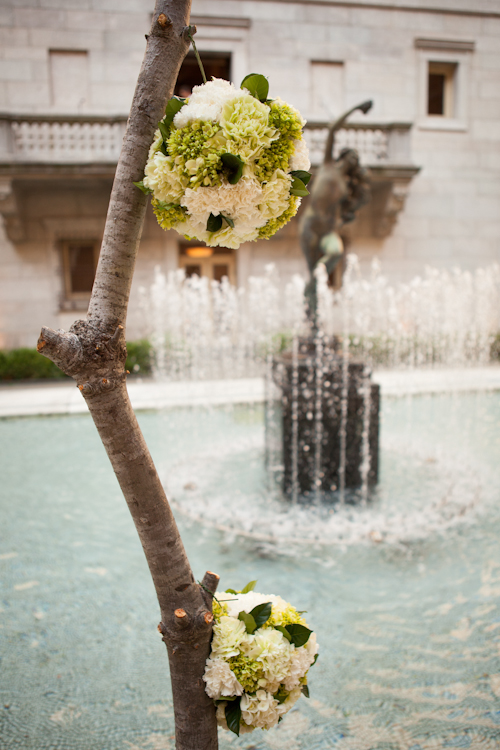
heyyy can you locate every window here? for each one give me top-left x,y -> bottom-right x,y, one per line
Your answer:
310,61 -> 344,119
49,50 -> 89,111
61,241 -> 99,306
179,244 -> 236,285
415,38 -> 474,131
175,52 -> 231,97
427,62 -> 456,117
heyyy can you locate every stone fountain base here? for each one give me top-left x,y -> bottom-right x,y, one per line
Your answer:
272,337 -> 380,497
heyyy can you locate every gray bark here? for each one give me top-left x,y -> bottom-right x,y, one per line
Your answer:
37,3 -> 219,749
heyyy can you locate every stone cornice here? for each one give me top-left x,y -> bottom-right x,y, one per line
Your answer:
235,0 -> 500,20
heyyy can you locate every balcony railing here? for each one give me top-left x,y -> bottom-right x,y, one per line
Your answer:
0,113 -> 413,168
303,120 -> 412,167
0,114 -> 127,165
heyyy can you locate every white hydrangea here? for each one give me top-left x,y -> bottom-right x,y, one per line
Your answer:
211,616 -> 249,659
277,686 -> 302,715
203,657 -> 244,699
282,635 -> 318,690
173,78 -> 238,129
290,137 -> 311,171
216,703 -> 255,735
241,690 -> 281,730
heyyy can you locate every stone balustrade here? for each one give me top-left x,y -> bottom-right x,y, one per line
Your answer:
0,113 -> 412,167
0,114 -> 127,164
303,120 -> 412,167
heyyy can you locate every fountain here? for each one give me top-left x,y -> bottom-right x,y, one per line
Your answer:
2,261 -> 500,749
276,100 -> 379,498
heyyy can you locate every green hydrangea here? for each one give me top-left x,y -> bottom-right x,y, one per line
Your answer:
254,135 -> 295,182
258,196 -> 300,240
167,121 -> 225,189
267,601 -> 307,628
268,100 -> 304,140
152,199 -> 187,230
228,653 -> 264,692
212,598 -> 229,622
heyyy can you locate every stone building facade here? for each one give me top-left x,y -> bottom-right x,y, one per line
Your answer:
0,0 -> 499,348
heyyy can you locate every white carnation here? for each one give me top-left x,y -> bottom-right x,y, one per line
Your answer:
245,628 -> 293,684
260,169 -> 293,221
180,176 -> 266,230
203,657 -> 244,699
173,78 -> 238,128
218,591 -> 292,619
148,128 -> 163,159
241,689 -> 281,730
143,151 -> 185,203
211,616 -> 249,659
290,137 -> 311,171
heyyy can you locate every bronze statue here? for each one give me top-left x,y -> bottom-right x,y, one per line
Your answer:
299,101 -> 373,325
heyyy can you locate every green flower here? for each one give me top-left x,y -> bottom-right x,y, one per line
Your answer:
212,598 -> 229,622
258,196 -> 300,240
254,135 -> 295,182
152,199 -> 187,230
220,92 -> 277,161
228,653 -> 264,693
268,98 -> 304,140
167,121 -> 226,189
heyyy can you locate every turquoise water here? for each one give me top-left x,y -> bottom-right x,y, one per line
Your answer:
1,393 -> 500,749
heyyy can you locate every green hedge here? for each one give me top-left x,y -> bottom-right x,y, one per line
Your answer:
0,340 -> 153,381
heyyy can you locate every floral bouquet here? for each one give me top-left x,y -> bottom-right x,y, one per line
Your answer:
135,74 -> 311,249
203,580 -> 318,735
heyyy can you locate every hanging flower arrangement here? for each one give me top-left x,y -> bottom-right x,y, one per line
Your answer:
135,72 -> 311,250
202,580 -> 318,735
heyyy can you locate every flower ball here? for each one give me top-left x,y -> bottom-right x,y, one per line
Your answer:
138,76 -> 311,250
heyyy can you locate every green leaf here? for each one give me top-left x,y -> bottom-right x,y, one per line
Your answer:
158,120 -> 170,144
275,625 -> 292,642
291,170 -> 312,186
221,152 -> 244,185
238,610 -> 257,634
133,180 -> 153,195
290,177 -> 309,197
249,602 -> 272,629
240,73 -> 269,102
225,697 -> 242,736
274,687 -> 289,704
221,213 -> 234,229
312,653 -> 319,666
285,623 -> 312,647
241,580 -> 257,594
302,684 -> 310,698
164,96 -> 187,126
207,213 -> 223,233
225,588 -> 238,595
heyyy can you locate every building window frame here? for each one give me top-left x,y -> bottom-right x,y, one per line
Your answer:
415,39 -> 474,132
60,239 -> 100,310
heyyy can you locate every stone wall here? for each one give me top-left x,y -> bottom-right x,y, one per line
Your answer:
0,0 -> 499,348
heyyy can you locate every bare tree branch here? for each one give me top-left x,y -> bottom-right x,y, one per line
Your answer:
37,3 -> 219,748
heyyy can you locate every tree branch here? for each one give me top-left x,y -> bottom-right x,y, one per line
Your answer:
37,3 -> 219,748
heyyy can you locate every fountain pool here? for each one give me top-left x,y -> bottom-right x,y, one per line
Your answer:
1,388 -> 500,750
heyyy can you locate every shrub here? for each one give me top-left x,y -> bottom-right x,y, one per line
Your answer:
0,340 -> 153,381
125,339 -> 153,375
0,348 -> 66,380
